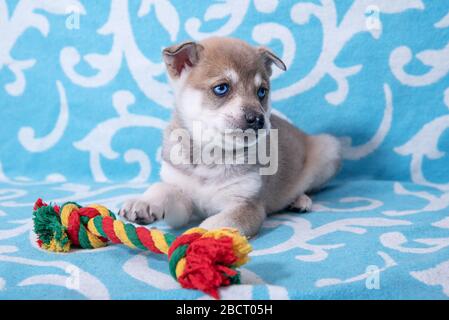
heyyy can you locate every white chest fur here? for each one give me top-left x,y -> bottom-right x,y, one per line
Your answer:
160,161 -> 262,217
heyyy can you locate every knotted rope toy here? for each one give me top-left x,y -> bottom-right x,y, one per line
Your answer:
32,198 -> 251,299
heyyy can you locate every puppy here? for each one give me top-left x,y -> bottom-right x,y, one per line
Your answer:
120,37 -> 341,237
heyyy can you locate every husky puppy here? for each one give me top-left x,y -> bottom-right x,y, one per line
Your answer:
119,37 -> 341,237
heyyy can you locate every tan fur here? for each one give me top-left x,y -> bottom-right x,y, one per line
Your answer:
120,37 -> 341,237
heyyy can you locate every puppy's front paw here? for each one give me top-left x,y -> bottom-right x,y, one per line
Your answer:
288,194 -> 312,213
199,215 -> 241,233
199,213 -> 258,238
119,198 -> 163,225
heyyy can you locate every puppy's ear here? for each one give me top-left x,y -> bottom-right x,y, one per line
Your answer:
258,47 -> 286,75
163,41 -> 203,78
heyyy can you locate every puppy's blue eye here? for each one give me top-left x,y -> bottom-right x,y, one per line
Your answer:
213,84 -> 229,96
257,87 -> 267,100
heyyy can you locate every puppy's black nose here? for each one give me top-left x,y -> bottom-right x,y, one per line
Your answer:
245,111 -> 265,130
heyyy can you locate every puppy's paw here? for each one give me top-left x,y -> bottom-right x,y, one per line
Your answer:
119,198 -> 163,225
288,194 -> 312,213
199,214 -> 242,233
199,213 -> 259,238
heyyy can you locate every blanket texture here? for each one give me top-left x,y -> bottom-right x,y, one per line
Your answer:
0,0 -> 448,299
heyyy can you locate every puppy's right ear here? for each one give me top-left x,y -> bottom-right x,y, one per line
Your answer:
163,41 -> 203,78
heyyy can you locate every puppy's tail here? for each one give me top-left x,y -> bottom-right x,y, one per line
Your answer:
301,134 -> 342,193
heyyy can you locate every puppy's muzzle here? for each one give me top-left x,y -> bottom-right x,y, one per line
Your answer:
245,110 -> 265,130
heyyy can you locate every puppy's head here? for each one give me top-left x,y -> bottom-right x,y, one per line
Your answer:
163,37 -> 286,137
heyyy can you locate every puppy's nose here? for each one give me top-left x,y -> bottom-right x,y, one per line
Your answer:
245,111 -> 265,130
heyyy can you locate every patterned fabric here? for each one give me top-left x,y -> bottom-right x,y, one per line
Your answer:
0,0 -> 448,299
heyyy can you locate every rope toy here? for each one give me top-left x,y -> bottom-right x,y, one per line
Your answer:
32,198 -> 251,299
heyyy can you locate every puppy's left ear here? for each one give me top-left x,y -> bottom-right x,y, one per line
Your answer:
258,47 -> 287,75
163,41 -> 203,78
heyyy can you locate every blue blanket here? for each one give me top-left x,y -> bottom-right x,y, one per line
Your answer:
1,0 -> 448,299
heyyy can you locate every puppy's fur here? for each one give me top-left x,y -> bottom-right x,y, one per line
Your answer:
120,37 -> 341,237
